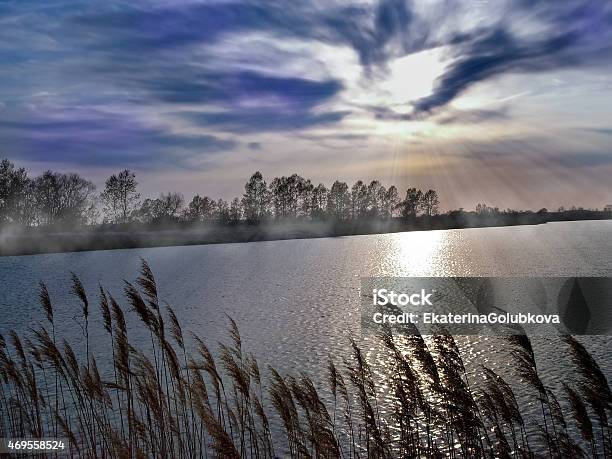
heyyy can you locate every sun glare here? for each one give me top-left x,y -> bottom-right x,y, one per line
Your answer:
343,46 -> 450,138
379,229 -> 447,276
380,47 -> 448,108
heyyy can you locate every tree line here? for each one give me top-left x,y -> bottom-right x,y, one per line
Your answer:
0,158 -> 441,226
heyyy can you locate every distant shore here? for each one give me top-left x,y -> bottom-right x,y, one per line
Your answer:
1,210 -> 610,257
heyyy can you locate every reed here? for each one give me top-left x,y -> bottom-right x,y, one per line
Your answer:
1,261 -> 611,458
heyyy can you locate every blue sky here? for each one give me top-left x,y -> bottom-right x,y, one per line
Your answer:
1,0 -> 611,209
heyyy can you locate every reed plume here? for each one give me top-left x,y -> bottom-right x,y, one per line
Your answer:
563,335 -> 611,456
566,383 -> 597,456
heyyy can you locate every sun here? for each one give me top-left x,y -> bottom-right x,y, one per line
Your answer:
380,46 -> 449,109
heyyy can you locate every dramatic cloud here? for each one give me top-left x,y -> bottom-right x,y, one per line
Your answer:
0,0 -> 611,208
70,0 -> 420,67
412,2 -> 612,114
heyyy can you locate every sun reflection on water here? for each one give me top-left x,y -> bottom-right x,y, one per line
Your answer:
376,229 -> 449,276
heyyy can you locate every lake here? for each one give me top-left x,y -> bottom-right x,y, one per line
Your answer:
1,220 -> 610,454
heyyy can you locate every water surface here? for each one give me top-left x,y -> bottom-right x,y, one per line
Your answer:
1,220 -> 610,445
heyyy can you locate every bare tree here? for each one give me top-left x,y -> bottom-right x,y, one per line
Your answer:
2,160 -> 451,229
101,169 -> 140,223
420,189 -> 440,216
184,195 -> 215,222
269,174 -> 311,219
311,183 -> 328,219
242,171 -> 270,223
366,180 -> 385,217
476,203 -> 499,215
137,192 -> 183,223
350,180 -> 368,218
381,185 -> 400,218
0,158 -> 30,225
400,188 -> 423,218
229,197 -> 242,222
327,180 -> 350,219
32,171 -> 97,225
215,198 -> 230,223
159,192 -> 184,218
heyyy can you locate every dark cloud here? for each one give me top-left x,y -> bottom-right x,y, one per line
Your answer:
133,66 -> 348,134
374,0 -> 412,46
294,132 -> 370,150
413,28 -> 577,113
365,106 -> 413,121
247,142 -> 262,150
435,107 -> 510,125
554,151 -> 612,168
319,0 -> 420,67
144,71 -> 342,108
187,110 -> 350,133
1,1 -> 358,167
363,104 -> 506,124
61,4 -> 354,142
444,136 -> 612,169
71,0 -> 419,68
0,109 -> 235,168
73,2 -> 297,51
578,127 -> 612,136
413,1 -> 612,114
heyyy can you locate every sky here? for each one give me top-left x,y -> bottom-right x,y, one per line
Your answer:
1,0 -> 611,210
